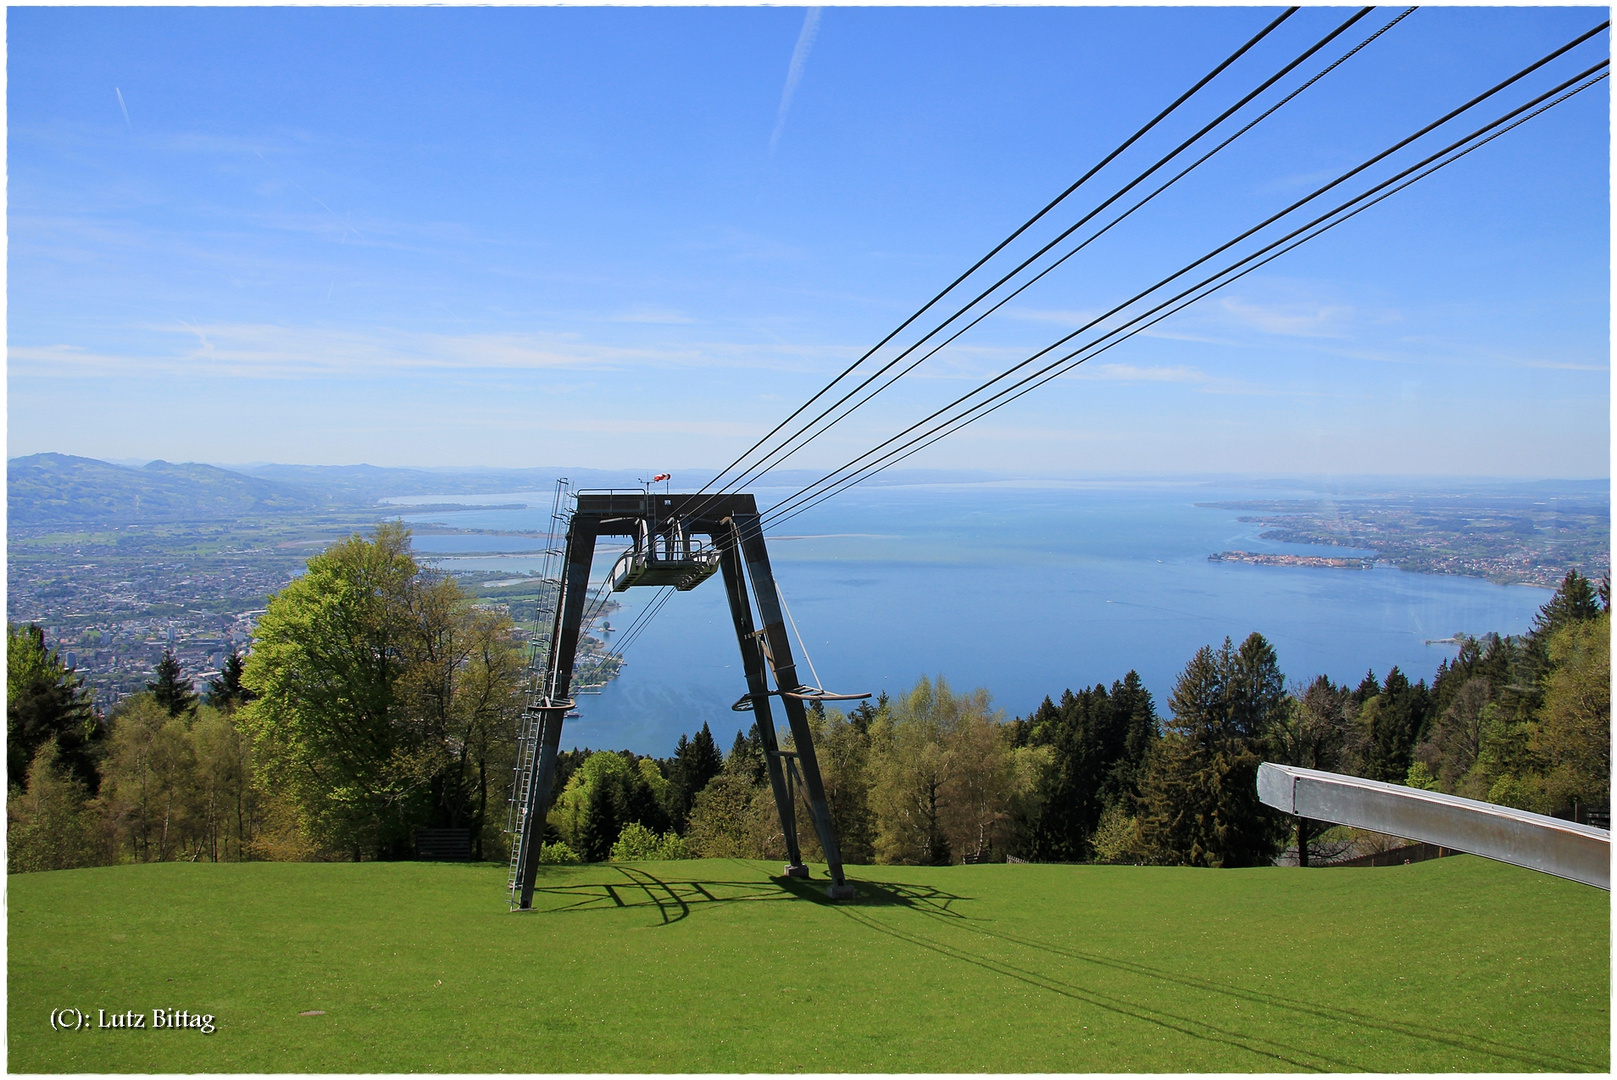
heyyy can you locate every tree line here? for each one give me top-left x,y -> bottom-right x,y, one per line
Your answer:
7,522 -> 1608,873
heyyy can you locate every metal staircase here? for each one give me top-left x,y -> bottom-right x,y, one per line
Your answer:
504,479 -> 575,907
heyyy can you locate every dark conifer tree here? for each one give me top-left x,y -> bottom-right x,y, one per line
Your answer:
1359,667 -> 1430,783
848,698 -> 880,737
1531,569 -> 1603,640
579,780 -> 621,862
1138,633 -> 1288,868
725,723 -> 768,786
204,648 -> 254,712
148,649 -> 198,717
7,624 -> 102,794
665,722 -> 725,831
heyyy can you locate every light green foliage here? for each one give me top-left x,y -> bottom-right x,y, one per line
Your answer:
239,523 -> 419,856
1530,612 -> 1610,814
868,676 -> 1011,865
1088,801 -> 1147,865
609,822 -> 691,861
538,841 -> 582,865
6,742 -> 105,872
7,858 -> 1607,1072
549,751 -> 637,850
1403,761 -> 1441,791
636,758 -> 669,806
685,772 -> 777,858
239,522 -> 524,859
808,706 -> 876,864
102,695 -> 201,863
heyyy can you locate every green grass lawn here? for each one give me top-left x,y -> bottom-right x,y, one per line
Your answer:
7,855 -> 1608,1072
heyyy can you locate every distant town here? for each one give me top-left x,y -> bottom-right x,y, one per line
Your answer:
1200,492 -> 1610,588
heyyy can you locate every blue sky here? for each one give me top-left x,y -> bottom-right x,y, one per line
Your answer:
7,6 -> 1610,478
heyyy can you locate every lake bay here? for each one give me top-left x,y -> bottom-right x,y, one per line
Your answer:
399,479 -> 1560,755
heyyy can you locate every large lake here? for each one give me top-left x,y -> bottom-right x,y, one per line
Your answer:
394,479 -> 1558,756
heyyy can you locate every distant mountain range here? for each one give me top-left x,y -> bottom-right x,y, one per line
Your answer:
6,454 -> 349,526
5,455 -> 742,527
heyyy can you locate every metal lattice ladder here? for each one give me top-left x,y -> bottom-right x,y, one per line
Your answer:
504,479 -> 574,907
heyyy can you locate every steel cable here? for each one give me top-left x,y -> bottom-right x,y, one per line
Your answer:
760,26 -> 1610,525
763,65 -> 1610,530
700,8 -> 1391,507
679,7 -> 1301,522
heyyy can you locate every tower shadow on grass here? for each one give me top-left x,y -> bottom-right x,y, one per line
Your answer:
774,873 -> 971,918
521,865 -> 970,926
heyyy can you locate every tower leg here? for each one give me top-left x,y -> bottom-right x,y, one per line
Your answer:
719,537 -> 802,871
517,519 -> 598,910
732,514 -> 852,894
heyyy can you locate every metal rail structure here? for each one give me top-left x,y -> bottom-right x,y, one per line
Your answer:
1257,762 -> 1611,890
508,489 -> 864,910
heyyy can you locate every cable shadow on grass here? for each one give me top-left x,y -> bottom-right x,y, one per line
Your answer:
878,904 -> 1598,1073
837,905 -> 1349,1072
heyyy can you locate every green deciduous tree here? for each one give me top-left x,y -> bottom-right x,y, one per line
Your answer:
1529,612 -> 1610,817
6,740 -> 108,872
685,771 -> 777,858
101,694 -> 199,862
239,523 -> 525,860
868,676 -> 1011,865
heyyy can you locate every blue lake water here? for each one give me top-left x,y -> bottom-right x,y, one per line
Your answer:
397,480 -> 1556,756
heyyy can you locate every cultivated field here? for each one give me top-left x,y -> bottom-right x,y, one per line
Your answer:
7,856 -> 1608,1072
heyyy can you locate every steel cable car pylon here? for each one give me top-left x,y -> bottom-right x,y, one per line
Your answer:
510,489 -> 863,910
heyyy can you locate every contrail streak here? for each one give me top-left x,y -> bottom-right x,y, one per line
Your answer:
115,87 -> 131,128
770,7 -> 822,152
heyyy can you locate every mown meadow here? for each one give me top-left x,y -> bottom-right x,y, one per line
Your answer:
8,855 -> 1608,1073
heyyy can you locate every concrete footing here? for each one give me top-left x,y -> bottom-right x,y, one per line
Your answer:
784,863 -> 810,878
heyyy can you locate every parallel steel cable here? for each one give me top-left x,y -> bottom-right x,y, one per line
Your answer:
764,65 -> 1611,530
702,8 -> 1387,505
770,74 -> 1610,531
595,18 -> 1606,661
607,586 -> 677,662
679,7 -> 1300,520
716,7 -> 1415,500
761,26 -> 1610,523
768,63 -> 1611,527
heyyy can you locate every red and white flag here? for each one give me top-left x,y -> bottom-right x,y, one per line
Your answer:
652,473 -> 671,482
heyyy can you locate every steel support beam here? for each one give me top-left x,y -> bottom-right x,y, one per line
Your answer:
1257,762 -> 1610,890
734,513 -> 851,895
516,517 -> 598,910
511,492 -> 856,909
717,534 -> 802,870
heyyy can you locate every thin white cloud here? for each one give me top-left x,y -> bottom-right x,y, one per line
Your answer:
614,307 -> 697,325
1074,362 -> 1210,383
1219,296 -> 1354,337
114,88 -> 131,129
770,8 -> 822,152
9,324 -> 857,380
999,306 -> 1111,328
